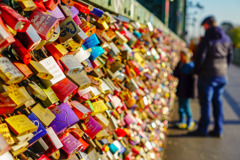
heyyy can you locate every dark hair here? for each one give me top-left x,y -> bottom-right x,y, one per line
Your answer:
201,16 -> 216,26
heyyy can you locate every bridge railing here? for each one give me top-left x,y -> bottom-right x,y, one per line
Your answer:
81,0 -> 185,44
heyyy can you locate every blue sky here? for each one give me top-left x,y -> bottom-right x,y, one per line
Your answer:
186,0 -> 240,40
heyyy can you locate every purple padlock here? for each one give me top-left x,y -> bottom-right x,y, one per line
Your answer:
67,6 -> 81,26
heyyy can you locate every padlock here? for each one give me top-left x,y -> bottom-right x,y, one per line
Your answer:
67,128 -> 89,152
89,46 -> 105,60
59,15 -> 80,43
103,12 -> 117,24
0,134 -> 10,156
91,100 -> 108,116
24,110 -> 47,145
79,18 -> 96,37
18,0 -> 37,11
66,39 -> 82,52
0,17 -> 15,49
70,100 -> 92,120
124,113 -> 136,126
90,68 -> 105,78
17,86 -> 36,108
73,1 -> 90,14
95,129 -> 109,140
28,9 -> 59,40
67,6 -> 81,25
13,62 -> 33,80
34,0 -> 47,12
74,47 -> 91,63
41,87 -> 59,108
120,27 -> 133,40
72,27 -> 88,44
0,93 -> 16,115
0,4 -> 30,32
43,127 -> 63,156
48,103 -> 79,134
60,55 -> 83,75
0,151 -> 14,160
47,6 -> 65,21
44,0 -> 60,11
93,113 -> 109,129
82,33 -> 100,50
61,0 -> 74,6
84,59 -> 94,73
10,141 -> 29,153
84,116 -> 102,139
11,147 -> 28,157
31,103 -> 56,127
0,118 -> 15,145
39,56 -> 66,87
4,114 -> 38,136
28,60 -> 54,80
11,39 -> 31,64
0,57 -> 24,84
16,24 -> 42,52
59,133 -> 81,158
46,26 -> 60,45
67,70 -> 91,90
5,84 -> 28,108
44,42 -> 68,60
128,35 -> 138,47
115,31 -> 128,45
26,81 -> 47,101
90,7 -> 104,18
51,78 -> 78,102
58,4 -> 80,43
12,132 -> 34,145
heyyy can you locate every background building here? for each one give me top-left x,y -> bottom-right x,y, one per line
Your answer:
137,0 -> 187,39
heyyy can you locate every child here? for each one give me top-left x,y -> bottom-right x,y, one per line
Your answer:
173,49 -> 195,130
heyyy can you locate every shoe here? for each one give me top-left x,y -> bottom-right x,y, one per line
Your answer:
208,130 -> 223,138
176,122 -> 187,129
187,130 -> 207,137
187,121 -> 195,131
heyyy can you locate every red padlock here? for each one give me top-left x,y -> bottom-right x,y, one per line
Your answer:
73,1 -> 90,14
16,24 -> 42,52
44,0 -> 60,11
34,0 -> 47,12
0,17 -> 15,49
28,9 -> 59,40
0,3 -> 30,32
51,78 -> 78,102
11,39 -> 31,64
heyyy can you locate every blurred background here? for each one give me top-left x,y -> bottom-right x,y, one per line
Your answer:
137,0 -> 240,64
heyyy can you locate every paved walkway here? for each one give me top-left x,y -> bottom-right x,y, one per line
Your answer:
163,64 -> 240,160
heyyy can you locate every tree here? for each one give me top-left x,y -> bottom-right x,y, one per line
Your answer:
229,26 -> 240,48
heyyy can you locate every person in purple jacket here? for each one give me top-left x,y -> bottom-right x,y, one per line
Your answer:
188,16 -> 233,137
